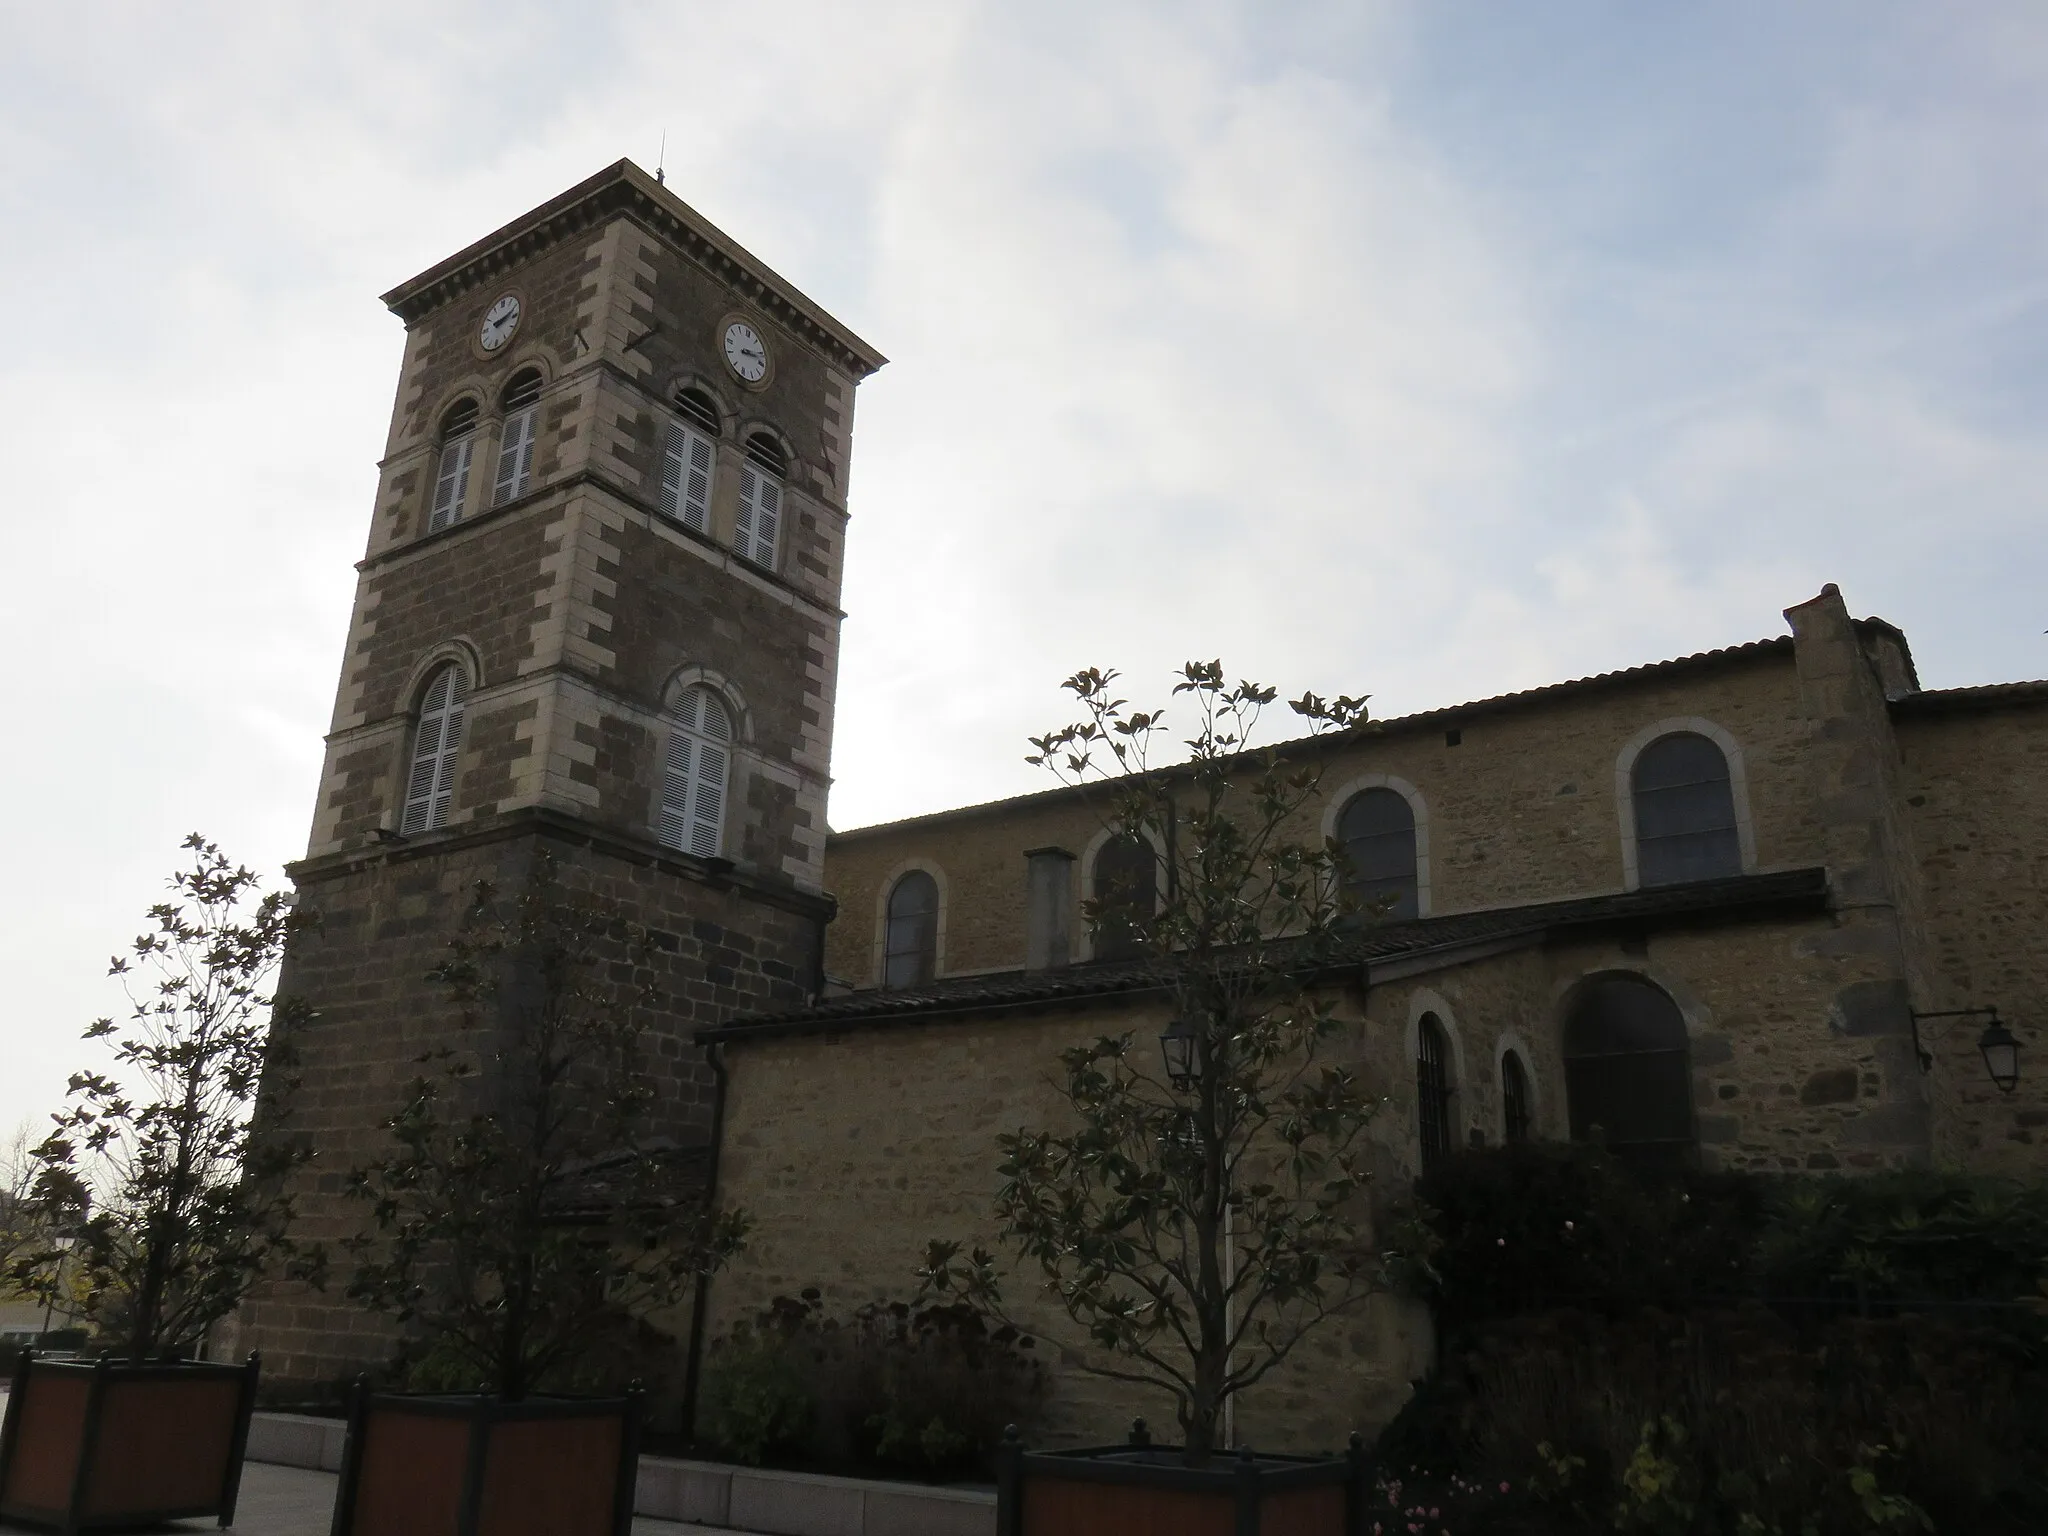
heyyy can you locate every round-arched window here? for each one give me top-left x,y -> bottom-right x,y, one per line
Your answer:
1562,975 -> 1695,1168
657,686 -> 732,859
1417,1013 -> 1454,1172
1501,1049 -> 1533,1143
883,871 -> 939,989
1338,788 -> 1418,920
1632,732 -> 1740,887
1090,834 -> 1157,962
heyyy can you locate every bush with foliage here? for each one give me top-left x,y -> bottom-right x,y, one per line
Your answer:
1378,1145 -> 2048,1533
699,1289 -> 1042,1477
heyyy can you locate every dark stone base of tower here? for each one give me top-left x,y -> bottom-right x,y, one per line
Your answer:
232,810 -> 827,1394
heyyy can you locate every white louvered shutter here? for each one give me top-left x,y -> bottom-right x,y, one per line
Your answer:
657,688 -> 732,859
658,424 -> 714,532
401,666 -> 470,834
735,465 -> 781,568
494,407 -> 537,503
429,437 -> 473,532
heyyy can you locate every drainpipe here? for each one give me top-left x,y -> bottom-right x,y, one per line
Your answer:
679,1040 -> 730,1445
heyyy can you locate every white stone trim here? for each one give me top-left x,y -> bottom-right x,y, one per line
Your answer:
1321,772 -> 1432,917
871,858 -> 950,986
1613,716 -> 1756,892
1404,987 -> 1470,1156
1076,823 -> 1168,962
1493,1028 -> 1542,1139
398,638 -> 486,705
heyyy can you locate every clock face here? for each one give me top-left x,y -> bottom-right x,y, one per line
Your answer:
479,293 -> 521,353
723,321 -> 769,383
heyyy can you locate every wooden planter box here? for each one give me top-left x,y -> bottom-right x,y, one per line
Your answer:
997,1423 -> 1371,1536
0,1349 -> 261,1533
329,1385 -> 641,1536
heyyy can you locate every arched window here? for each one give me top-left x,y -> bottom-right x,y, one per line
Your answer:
659,387 -> 720,532
1632,732 -> 1740,887
1416,1013 -> 1454,1173
428,399 -> 479,533
1338,788 -> 1419,920
1562,975 -> 1694,1168
1501,1050 -> 1533,1143
735,433 -> 785,569
1090,834 -> 1157,962
400,663 -> 470,834
494,369 -> 543,505
883,871 -> 939,989
656,686 -> 732,859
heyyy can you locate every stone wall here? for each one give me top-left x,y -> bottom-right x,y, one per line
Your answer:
1898,697 -> 2048,1172
823,643 -> 1821,985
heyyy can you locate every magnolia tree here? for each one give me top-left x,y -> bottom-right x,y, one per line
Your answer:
342,852 -> 744,1402
8,836 -> 314,1360
922,664 -> 1386,1462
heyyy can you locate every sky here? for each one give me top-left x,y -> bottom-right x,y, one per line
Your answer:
2,0 -> 2045,1138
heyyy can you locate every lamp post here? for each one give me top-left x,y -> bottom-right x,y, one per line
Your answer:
1909,1007 -> 2022,1094
1158,1017 -> 1197,1091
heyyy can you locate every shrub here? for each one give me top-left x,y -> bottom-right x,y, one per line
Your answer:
698,1290 -> 1042,1477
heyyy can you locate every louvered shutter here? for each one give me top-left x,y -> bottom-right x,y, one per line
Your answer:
657,727 -> 695,850
690,737 -> 727,857
494,408 -> 537,503
658,424 -> 715,532
401,666 -> 468,834
736,465 -> 781,568
430,437 -> 473,532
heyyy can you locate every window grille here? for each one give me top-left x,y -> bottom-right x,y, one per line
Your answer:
1633,732 -> 1740,887
400,664 -> 470,835
882,871 -> 940,989
657,686 -> 732,859
1562,975 -> 1695,1169
1417,1014 -> 1454,1173
1338,787 -> 1419,919
1090,834 -> 1157,962
494,370 -> 543,504
734,434 -> 783,569
674,387 -> 721,437
428,400 -> 479,533
1501,1050 -> 1532,1142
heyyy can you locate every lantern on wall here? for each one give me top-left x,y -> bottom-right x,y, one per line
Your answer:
1910,1007 -> 2023,1094
1158,1017 -> 1197,1091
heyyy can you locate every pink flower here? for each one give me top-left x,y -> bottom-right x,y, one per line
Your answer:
1496,1237 -> 1506,1247
1500,1480 -> 1511,1493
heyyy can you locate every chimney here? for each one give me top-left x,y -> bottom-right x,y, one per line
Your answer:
1023,847 -> 1076,972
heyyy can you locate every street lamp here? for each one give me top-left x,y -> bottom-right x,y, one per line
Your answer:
1909,1007 -> 2023,1094
1158,1017 -> 1197,1091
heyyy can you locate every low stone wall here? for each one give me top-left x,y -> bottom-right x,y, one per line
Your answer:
244,1411 -> 995,1536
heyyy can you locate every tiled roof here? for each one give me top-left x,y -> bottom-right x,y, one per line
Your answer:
1891,680 -> 2048,716
828,636 -> 1799,842
700,867 -> 1829,1043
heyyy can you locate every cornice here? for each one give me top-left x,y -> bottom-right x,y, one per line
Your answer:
380,160 -> 887,380
288,804 -> 837,923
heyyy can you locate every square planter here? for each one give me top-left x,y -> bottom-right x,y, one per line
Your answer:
0,1349 -> 261,1533
997,1422 -> 1371,1536
329,1384 -> 641,1536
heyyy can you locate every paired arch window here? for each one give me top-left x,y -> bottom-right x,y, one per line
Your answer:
1416,1013 -> 1454,1173
1501,1050 -> 1532,1143
1090,834 -> 1158,962
883,871 -> 939,989
659,388 -> 720,532
400,663 -> 470,834
735,434 -> 785,569
1562,975 -> 1695,1168
428,399 -> 479,533
1632,732 -> 1740,887
1338,788 -> 1419,920
657,686 -> 732,859
493,369 -> 543,504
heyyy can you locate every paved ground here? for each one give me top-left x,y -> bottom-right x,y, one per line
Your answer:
0,1461 -> 724,1536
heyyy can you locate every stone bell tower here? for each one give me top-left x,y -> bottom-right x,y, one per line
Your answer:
236,162 -> 885,1388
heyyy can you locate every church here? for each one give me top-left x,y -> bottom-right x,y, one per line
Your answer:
236,163 -> 2047,1449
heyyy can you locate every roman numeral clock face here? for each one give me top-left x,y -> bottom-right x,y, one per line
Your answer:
723,321 -> 768,383
479,293 -> 521,352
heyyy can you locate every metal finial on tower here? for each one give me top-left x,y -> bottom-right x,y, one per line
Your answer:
656,130 -> 667,185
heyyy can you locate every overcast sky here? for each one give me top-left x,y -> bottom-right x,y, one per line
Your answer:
3,1 -> 2045,1136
